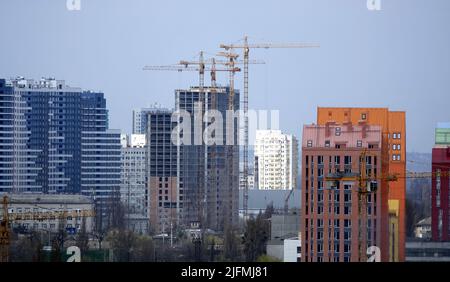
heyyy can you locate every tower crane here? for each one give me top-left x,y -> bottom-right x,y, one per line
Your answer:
144,53 -> 244,261
324,150 -> 450,262
220,36 -> 319,219
0,195 -> 94,262
143,53 -> 264,232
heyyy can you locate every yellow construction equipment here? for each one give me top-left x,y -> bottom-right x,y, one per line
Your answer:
0,195 -> 94,262
325,150 -> 449,261
220,36 -> 319,219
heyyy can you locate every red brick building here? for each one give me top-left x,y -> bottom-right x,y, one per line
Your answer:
431,123 -> 450,241
301,122 -> 389,262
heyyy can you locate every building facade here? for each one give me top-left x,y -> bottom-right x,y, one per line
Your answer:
301,122 -> 389,262
146,108 -> 178,234
3,193 -> 95,234
175,86 -> 239,231
132,105 -> 165,135
406,241 -> 450,262
120,134 -> 148,234
254,130 -> 298,190
316,107 -> 406,261
432,122 -> 450,241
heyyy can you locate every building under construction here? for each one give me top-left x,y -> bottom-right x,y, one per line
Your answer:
175,86 -> 239,232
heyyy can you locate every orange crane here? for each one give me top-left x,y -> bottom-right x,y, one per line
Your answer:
220,36 -> 319,219
0,195 -> 94,262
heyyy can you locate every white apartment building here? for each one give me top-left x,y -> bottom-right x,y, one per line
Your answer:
120,134 -> 148,234
254,130 -> 298,190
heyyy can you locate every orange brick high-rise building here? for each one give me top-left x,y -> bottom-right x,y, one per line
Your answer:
316,108 -> 406,262
301,123 -> 388,262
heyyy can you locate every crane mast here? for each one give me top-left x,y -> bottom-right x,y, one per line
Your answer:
220,36 -> 319,220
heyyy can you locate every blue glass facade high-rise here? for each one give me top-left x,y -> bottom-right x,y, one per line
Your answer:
0,78 -> 121,221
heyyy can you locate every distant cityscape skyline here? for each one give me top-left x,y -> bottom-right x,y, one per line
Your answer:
1,1 -> 449,153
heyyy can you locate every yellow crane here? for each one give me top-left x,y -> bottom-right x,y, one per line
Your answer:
143,54 -> 264,230
0,195 -> 94,262
325,150 -> 449,261
220,36 -> 319,219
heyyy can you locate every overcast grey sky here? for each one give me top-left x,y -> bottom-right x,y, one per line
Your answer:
1,0 -> 449,153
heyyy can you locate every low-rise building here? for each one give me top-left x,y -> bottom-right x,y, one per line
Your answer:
406,241 -> 450,262
267,235 -> 301,262
1,193 -> 95,234
414,217 -> 432,239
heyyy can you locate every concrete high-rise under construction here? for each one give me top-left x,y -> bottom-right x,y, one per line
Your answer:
175,86 -> 239,231
146,108 -> 178,234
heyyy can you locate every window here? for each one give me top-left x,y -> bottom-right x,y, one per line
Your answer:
334,219 -> 340,228
334,243 -> 340,253
344,206 -> 351,215
325,140 -> 330,147
392,154 -> 401,161
317,243 -> 323,252
344,219 -> 351,228
335,127 -> 341,136
317,219 -> 323,228
344,156 -> 352,165
318,192 -> 324,203
307,140 -> 313,147
318,205 -> 323,215
334,230 -> 340,240
318,156 -> 324,165
317,168 -> 324,179
361,113 -> 367,120
317,231 -> 323,240
344,230 -> 351,240
344,193 -> 351,202
344,243 -> 351,253
357,140 -> 362,147
334,206 -> 340,215
334,193 -> 340,202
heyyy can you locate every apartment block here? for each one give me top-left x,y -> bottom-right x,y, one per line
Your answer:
317,107 -> 406,261
432,122 -> 450,241
120,134 -> 148,234
0,77 -> 121,230
254,130 -> 298,190
301,122 -> 389,262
